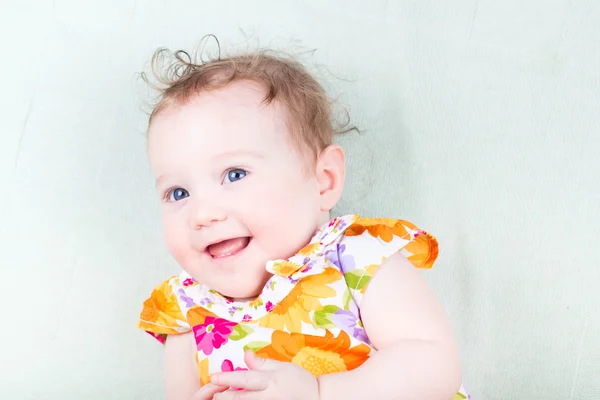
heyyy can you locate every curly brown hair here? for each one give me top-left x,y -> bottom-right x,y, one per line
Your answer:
142,36 -> 354,160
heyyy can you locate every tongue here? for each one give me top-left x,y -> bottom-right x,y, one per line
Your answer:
208,237 -> 250,258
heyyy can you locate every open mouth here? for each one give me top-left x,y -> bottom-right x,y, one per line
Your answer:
206,237 -> 251,259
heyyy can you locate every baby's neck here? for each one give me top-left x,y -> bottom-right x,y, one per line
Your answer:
218,213 -> 332,303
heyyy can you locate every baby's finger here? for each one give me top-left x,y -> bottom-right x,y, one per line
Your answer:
214,390 -> 264,400
211,370 -> 268,390
190,383 -> 229,400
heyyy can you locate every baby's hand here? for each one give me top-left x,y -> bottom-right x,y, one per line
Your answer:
210,350 -> 319,400
190,382 -> 229,400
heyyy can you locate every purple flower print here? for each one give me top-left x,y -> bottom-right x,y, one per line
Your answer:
336,219 -> 348,232
329,302 -> 369,343
300,258 -> 316,274
177,289 -> 195,308
325,244 -> 356,272
193,316 -> 237,355
199,297 -> 214,308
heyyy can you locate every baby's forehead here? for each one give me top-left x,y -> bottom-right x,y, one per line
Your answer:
151,86 -> 302,152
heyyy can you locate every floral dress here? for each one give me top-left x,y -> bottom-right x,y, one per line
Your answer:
138,215 -> 470,399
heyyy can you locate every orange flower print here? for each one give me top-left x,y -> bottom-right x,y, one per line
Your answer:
345,218 -> 410,242
138,280 -> 187,335
403,231 -> 438,269
256,330 -> 371,377
187,306 -> 218,327
259,267 -> 341,333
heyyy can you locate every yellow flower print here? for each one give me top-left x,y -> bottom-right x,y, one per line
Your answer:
270,260 -> 303,277
259,267 -> 341,333
256,330 -> 371,377
248,296 -> 264,310
297,242 -> 321,256
198,357 -> 210,386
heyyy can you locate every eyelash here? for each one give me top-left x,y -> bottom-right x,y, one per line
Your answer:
161,167 -> 249,202
162,187 -> 183,202
222,167 -> 249,184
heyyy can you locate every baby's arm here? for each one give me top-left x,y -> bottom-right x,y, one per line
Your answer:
165,332 -> 231,400
318,252 -> 462,399
164,332 -> 201,400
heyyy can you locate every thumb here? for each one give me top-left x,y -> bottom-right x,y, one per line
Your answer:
245,349 -> 279,371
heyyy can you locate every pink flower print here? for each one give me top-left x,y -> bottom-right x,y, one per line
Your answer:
193,316 -> 237,355
221,359 -> 247,372
221,360 -> 248,391
265,301 -> 274,312
242,314 -> 252,322
146,331 -> 166,344
182,278 -> 195,287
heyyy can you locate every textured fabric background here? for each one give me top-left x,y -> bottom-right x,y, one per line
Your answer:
1,1 -> 598,399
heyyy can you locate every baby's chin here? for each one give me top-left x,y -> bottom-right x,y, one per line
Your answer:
207,273 -> 273,302
218,284 -> 268,302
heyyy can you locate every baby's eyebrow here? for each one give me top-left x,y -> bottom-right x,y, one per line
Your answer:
212,150 -> 265,161
155,175 -> 168,188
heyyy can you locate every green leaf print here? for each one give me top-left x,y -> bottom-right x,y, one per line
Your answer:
344,270 -> 371,291
243,341 -> 270,353
229,324 -> 254,341
313,305 -> 340,329
313,311 -> 334,328
342,288 -> 352,310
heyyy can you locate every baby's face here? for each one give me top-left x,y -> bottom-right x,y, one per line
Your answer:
147,80 -> 327,300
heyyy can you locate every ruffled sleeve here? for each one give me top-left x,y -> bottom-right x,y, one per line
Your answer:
137,276 -> 191,344
337,217 -> 439,306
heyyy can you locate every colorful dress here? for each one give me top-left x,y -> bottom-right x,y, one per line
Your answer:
138,215 -> 470,399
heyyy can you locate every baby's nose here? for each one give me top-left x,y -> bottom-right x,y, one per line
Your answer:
190,199 -> 227,229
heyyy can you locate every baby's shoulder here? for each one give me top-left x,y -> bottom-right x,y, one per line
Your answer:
326,215 -> 439,305
335,216 -> 438,270
137,274 -> 193,342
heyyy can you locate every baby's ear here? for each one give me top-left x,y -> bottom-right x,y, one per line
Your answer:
316,145 -> 346,212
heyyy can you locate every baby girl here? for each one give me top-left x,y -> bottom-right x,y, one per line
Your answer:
138,44 -> 469,400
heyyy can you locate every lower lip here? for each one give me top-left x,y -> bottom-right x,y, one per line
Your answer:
208,238 -> 251,262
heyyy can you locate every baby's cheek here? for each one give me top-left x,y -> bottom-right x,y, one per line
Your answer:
162,223 -> 187,260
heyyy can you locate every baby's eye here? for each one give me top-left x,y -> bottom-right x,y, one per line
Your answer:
166,188 -> 189,202
223,169 -> 247,184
